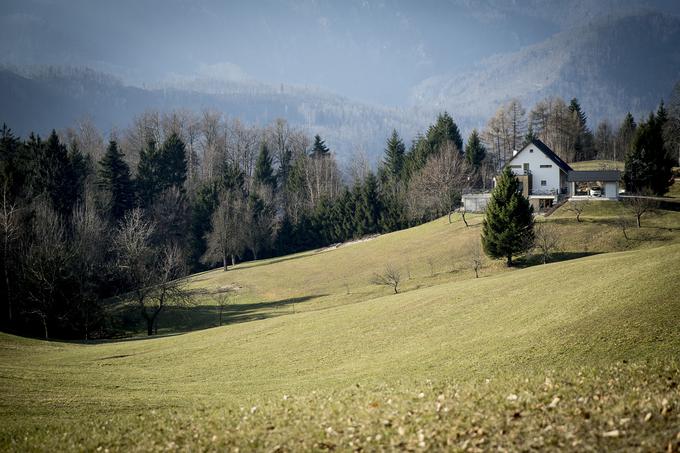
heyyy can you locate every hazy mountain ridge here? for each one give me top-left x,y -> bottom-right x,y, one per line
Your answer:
0,66 -> 429,163
411,11 -> 680,127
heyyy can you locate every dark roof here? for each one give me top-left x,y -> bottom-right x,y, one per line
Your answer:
506,139 -> 573,173
568,170 -> 621,182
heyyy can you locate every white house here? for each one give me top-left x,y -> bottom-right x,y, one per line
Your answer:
504,139 -> 572,211
461,139 -> 622,213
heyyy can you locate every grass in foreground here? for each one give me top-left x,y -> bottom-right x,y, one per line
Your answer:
1,243 -> 680,451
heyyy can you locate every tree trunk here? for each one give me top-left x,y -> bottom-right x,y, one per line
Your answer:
222,251 -> 228,271
147,318 -> 154,336
636,214 -> 641,228
231,255 -> 236,267
507,254 -> 513,266
474,267 -> 479,278
461,211 -> 469,227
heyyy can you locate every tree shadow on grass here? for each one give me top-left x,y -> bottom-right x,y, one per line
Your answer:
114,294 -> 327,338
513,251 -> 601,269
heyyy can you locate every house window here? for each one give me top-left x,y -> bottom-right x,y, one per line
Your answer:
540,164 -> 552,168
540,180 -> 547,186
509,165 -> 521,169
529,149 -> 533,153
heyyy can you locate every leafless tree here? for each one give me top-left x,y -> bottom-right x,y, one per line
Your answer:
406,142 -> 473,221
213,290 -> 233,327
624,195 -> 658,228
372,264 -> 401,294
244,186 -> 276,260
466,240 -> 483,278
71,198 -> 108,339
533,223 -> 561,264
529,97 -> 579,162
1,184 -> 21,323
115,209 -> 193,336
147,243 -> 193,335
615,212 -> 633,240
203,191 -> 246,270
23,199 -> 73,339
567,200 -> 589,223
595,119 -> 616,160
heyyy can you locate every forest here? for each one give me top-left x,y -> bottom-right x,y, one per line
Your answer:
1,84 -> 679,339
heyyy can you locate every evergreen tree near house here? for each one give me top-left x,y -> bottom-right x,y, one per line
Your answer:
465,129 -> 486,168
623,108 -> 675,196
254,142 -> 276,189
98,140 -> 134,222
569,98 -> 595,161
310,134 -> 330,158
481,167 -> 534,266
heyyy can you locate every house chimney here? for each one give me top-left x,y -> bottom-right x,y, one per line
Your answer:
512,149 -> 518,157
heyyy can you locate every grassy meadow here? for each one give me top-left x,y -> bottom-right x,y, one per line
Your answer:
1,193 -> 680,451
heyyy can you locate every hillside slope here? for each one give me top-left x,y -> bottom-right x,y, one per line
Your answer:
2,240 -> 680,450
411,12 -> 680,126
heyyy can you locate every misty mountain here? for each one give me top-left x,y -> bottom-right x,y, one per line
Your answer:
411,12 -> 680,128
0,66 -> 429,163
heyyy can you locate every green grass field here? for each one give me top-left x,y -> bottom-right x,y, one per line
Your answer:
569,160 -> 625,171
2,201 -> 680,451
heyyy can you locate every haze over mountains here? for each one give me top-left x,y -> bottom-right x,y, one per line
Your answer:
1,1 -> 679,163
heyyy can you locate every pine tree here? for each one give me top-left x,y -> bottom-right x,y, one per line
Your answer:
623,111 -> 674,196
136,139 -> 161,208
523,125 -> 538,147
254,142 -> 276,189
310,134 -> 330,158
569,98 -> 594,161
98,140 -> 134,222
136,134 -> 188,207
465,129 -> 486,168
383,130 -> 405,180
40,130 -> 79,217
427,112 -> 463,153
354,173 -> 381,236
159,133 -> 187,191
481,167 -> 534,266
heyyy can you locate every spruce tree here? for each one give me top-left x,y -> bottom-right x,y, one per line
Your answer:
569,98 -> 594,161
383,130 -> 405,180
465,129 -> 486,168
136,134 -> 187,207
159,133 -> 187,191
427,112 -> 463,153
623,111 -> 674,196
40,130 -> 79,217
136,139 -> 161,208
354,173 -> 381,236
481,167 -> 534,266
310,134 -> 330,158
254,142 -> 276,189
98,140 -> 134,222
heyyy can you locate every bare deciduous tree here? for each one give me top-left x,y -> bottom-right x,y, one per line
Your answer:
567,200 -> 589,223
0,184 -> 20,323
213,290 -> 233,327
372,264 -> 401,294
624,195 -> 658,228
203,191 -> 246,270
406,142 -> 473,222
615,212 -> 633,240
466,240 -> 483,278
533,223 -> 561,264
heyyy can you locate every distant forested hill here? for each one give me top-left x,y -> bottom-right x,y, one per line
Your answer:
411,12 -> 680,127
0,66 -> 428,163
